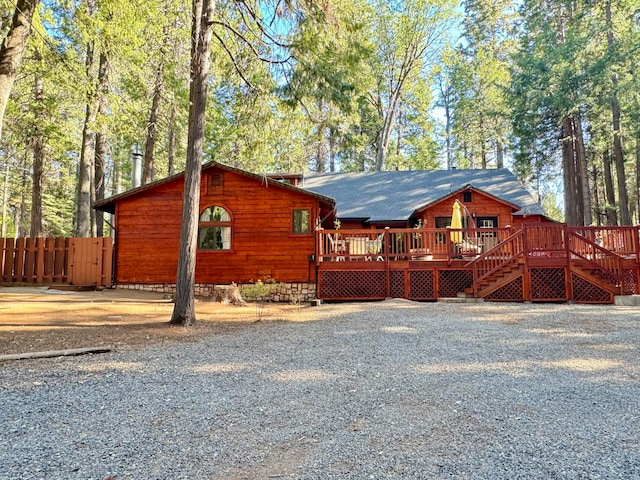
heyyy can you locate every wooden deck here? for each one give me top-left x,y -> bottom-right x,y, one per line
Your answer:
316,224 -> 640,303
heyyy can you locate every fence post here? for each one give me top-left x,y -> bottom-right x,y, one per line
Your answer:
3,238 -> 15,282
36,237 -> 45,283
15,237 -> 25,283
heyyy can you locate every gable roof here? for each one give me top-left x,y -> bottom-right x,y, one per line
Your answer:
301,168 -> 546,222
94,161 -> 335,214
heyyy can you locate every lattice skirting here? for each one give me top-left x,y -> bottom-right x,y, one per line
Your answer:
319,270 -> 386,299
409,270 -> 435,300
622,269 -> 639,295
530,268 -> 567,301
485,276 -> 524,302
438,270 -> 473,298
389,270 -> 405,298
571,274 -> 613,303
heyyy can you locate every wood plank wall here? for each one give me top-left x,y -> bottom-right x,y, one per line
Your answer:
114,167 -> 320,284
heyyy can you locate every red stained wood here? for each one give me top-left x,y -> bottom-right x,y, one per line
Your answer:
417,190 -> 514,229
114,167 -> 321,284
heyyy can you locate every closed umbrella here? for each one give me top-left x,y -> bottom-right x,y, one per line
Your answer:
450,200 -> 463,243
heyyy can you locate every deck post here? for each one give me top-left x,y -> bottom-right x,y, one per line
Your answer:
384,228 -> 391,297
522,224 -> 530,301
564,224 -> 573,301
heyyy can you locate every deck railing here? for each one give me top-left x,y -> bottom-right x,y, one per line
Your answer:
568,226 -> 639,257
568,231 -> 623,286
317,227 -> 515,263
468,229 -> 525,292
523,223 -> 567,257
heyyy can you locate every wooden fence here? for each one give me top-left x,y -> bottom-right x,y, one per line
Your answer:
1,237 -> 113,287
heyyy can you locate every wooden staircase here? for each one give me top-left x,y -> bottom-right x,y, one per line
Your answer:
464,258 -> 524,298
463,227 -> 626,300
464,229 -> 525,299
570,260 -> 620,294
568,232 -> 623,295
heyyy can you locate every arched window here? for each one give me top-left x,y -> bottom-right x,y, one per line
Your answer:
198,206 -> 231,250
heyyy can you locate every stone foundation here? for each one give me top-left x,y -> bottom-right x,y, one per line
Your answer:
115,282 -> 317,303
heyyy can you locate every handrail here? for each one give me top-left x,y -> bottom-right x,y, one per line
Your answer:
568,231 -> 623,288
465,230 -> 525,292
568,226 -> 639,258
316,227 -> 514,263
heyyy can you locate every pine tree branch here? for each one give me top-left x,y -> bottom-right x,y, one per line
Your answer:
211,29 -> 255,90
212,20 -> 292,65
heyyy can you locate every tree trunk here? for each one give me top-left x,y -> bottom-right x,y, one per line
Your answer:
17,152 -> 28,237
611,94 -> 630,224
606,0 -> 630,225
375,94 -> 400,171
591,166 -> 601,226
94,51 -> 109,237
440,78 -> 453,170
143,62 -> 163,184
0,0 -> 39,143
30,72 -> 44,237
170,0 -> 216,326
496,140 -> 504,169
573,115 -> 591,226
75,31 -> 96,238
562,118 -> 578,225
603,149 -> 617,226
1,159 -> 9,237
329,127 -> 336,173
167,102 -> 176,176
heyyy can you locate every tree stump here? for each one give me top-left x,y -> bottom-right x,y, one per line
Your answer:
210,284 -> 246,305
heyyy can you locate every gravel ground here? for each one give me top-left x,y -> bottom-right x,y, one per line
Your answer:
1,300 -> 639,480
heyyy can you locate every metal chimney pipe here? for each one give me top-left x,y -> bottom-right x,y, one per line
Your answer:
131,146 -> 142,188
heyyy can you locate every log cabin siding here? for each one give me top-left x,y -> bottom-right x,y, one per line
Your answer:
114,167 -> 319,284
417,190 -> 514,229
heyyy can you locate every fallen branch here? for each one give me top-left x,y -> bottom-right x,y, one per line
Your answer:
0,346 -> 112,362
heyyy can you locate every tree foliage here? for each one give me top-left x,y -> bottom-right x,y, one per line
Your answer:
2,0 -> 640,238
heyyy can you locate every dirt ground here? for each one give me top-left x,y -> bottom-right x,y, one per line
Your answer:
0,286 -> 316,356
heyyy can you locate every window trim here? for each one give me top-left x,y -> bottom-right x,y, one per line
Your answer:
198,205 -> 233,251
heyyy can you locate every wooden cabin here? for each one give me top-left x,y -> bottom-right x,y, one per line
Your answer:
95,162 -> 334,288
95,163 -> 639,303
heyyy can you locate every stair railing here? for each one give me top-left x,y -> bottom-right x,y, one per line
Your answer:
466,229 -> 525,295
568,231 -> 623,289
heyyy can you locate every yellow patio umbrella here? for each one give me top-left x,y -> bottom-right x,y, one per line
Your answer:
450,200 -> 463,243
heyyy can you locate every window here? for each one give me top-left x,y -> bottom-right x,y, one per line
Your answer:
292,209 -> 310,235
463,191 -> 472,203
198,206 -> 231,250
476,216 -> 498,250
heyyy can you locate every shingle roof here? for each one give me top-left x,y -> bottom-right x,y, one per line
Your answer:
301,168 -> 546,222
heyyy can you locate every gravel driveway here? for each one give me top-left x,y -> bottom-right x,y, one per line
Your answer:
1,300 -> 639,479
